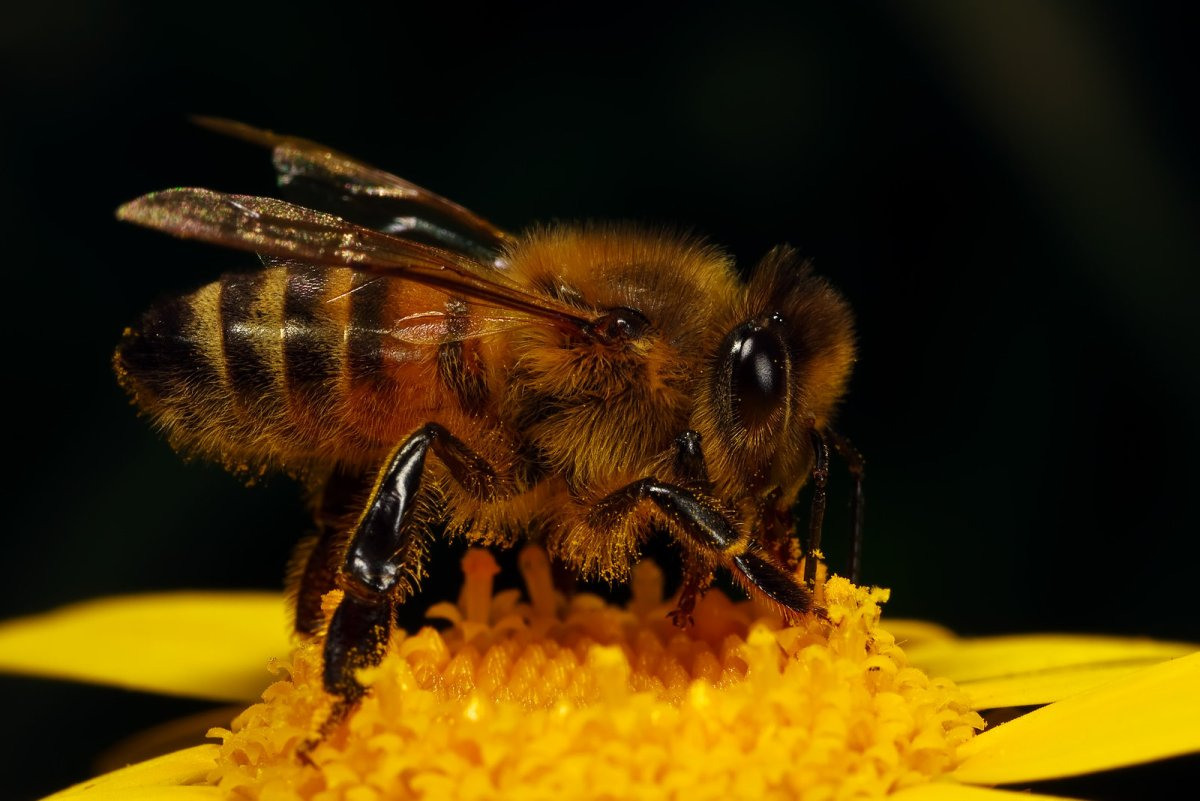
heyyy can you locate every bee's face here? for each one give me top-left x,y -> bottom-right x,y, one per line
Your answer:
696,248 -> 856,498
497,232 -> 856,504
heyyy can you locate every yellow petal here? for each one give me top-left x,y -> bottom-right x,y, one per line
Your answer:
43,744 -> 220,801
906,633 -> 1196,682
0,592 -> 289,701
954,651 -> 1200,783
891,782 -> 1083,800
959,662 -> 1147,709
44,791 -> 220,801
884,618 -> 958,646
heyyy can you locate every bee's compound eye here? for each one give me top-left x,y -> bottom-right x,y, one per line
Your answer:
725,318 -> 788,428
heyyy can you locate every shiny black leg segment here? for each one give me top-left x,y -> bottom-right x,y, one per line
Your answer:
318,431 -> 435,738
589,477 -> 735,550
803,430 -> 830,584
321,593 -> 391,710
827,429 -> 865,584
299,592 -> 393,756
341,430 -> 433,596
591,475 -> 813,619
731,549 -> 814,617
341,423 -> 508,596
315,423 -> 510,747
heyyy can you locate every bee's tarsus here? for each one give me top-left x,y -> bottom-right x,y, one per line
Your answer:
668,571 -> 702,629
296,740 -> 318,767
302,695 -> 359,764
731,550 -> 814,618
322,592 -> 390,702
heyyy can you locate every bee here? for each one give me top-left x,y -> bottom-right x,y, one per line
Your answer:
114,118 -> 864,734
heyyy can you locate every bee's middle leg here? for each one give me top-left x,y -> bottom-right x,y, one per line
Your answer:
587,431 -> 815,625
315,423 -> 511,743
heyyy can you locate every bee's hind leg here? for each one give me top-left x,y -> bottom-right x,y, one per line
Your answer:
306,423 -> 511,753
290,467 -> 374,637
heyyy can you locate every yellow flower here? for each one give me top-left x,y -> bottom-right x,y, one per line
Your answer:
0,549 -> 1195,801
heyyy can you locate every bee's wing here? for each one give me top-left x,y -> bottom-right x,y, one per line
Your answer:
388,309 -> 534,345
117,188 -> 590,332
284,265 -> 536,345
193,117 -> 513,267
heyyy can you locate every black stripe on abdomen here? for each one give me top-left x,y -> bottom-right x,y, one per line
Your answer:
116,293 -> 216,405
346,273 -> 388,388
219,271 -> 278,416
282,264 -> 338,403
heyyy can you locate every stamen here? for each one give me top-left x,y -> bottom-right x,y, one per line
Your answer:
459,548 -> 499,625
629,559 -> 664,617
517,544 -> 558,619
208,550 -> 983,800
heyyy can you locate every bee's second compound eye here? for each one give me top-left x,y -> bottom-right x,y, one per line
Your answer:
723,316 -> 789,429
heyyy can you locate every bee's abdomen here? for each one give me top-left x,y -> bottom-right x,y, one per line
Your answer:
116,291 -> 226,442
115,265 -> 448,472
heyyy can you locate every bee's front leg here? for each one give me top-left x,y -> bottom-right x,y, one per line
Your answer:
666,430 -> 714,628
666,567 -> 706,629
803,430 -> 830,585
826,428 -> 865,584
308,423 -> 510,752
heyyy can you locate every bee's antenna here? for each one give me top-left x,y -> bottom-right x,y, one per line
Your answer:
826,429 -> 865,584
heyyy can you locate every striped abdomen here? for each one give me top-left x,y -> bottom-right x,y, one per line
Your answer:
115,263 -> 489,472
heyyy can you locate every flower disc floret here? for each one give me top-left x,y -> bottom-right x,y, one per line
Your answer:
209,550 -> 982,800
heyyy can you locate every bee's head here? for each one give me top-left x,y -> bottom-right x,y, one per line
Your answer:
694,247 -> 856,497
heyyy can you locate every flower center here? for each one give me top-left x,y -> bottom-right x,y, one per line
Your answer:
208,549 -> 981,799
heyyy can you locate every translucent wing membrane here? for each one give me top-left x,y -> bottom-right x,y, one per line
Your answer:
116,188 -> 590,331
193,116 -> 514,267
390,309 -> 533,345
250,258 -> 535,345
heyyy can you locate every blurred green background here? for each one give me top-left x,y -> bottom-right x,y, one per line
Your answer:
2,2 -> 1197,798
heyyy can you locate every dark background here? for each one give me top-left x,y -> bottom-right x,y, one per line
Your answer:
2,2 -> 1197,799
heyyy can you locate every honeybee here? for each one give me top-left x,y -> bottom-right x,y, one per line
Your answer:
115,119 -> 864,733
